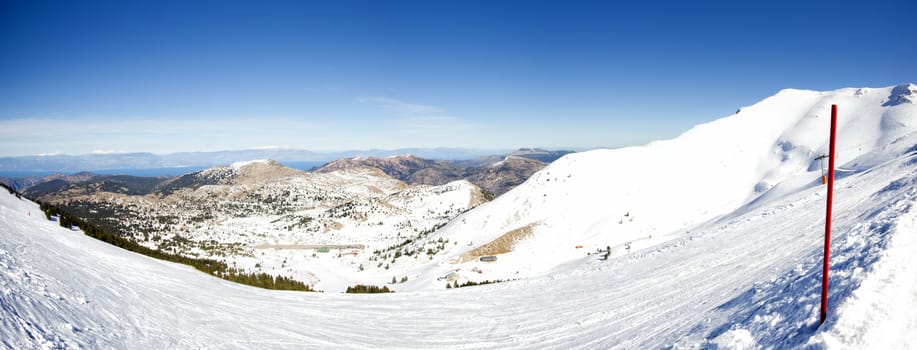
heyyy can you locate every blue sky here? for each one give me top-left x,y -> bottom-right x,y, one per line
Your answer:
1,0 -> 914,156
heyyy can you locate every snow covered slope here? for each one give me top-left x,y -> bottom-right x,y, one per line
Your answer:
428,84 -> 917,279
2,126 -> 916,348
2,84 -> 916,348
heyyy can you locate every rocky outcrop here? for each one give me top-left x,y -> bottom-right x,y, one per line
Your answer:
315,152 -> 562,196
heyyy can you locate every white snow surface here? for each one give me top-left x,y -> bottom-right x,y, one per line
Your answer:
1,84 -> 916,348
428,84 -> 917,279
229,159 -> 276,169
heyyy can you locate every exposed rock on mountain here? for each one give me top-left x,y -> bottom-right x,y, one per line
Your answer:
463,156 -> 547,196
314,150 -> 568,196
316,155 -> 461,185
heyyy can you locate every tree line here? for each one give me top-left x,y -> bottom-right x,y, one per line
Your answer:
447,279 -> 509,289
2,182 -> 23,199
345,284 -> 393,293
31,197 -> 316,292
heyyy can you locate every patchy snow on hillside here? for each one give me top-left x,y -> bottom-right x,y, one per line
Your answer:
91,163 -> 487,292
229,159 -> 275,169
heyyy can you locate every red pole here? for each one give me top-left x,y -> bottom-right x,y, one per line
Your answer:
820,104 -> 838,325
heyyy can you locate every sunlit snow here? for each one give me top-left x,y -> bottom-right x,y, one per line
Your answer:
1,84 -> 916,348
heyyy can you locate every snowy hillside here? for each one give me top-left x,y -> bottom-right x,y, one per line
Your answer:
2,121 -> 916,348
427,84 -> 917,280
1,84 -> 916,348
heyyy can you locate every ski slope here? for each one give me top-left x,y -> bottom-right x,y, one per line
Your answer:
2,84 -> 916,348
2,143 -> 916,349
422,84 -> 917,283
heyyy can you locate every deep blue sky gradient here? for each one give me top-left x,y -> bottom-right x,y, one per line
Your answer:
1,0 -> 915,156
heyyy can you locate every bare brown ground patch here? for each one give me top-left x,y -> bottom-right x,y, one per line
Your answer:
457,221 -> 540,263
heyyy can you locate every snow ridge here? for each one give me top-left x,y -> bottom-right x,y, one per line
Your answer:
428,84 -> 917,280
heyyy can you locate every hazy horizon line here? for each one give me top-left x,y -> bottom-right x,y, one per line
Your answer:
1,145 -> 598,159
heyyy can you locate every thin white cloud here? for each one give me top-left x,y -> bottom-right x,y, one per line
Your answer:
354,95 -> 474,137
35,152 -> 63,157
395,115 -> 473,134
356,96 -> 446,115
0,117 -> 322,156
90,150 -> 130,155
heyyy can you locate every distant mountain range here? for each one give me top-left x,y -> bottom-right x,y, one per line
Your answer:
12,149 -> 574,292
0,147 -> 558,175
315,149 -> 573,195
5,148 -> 574,196
19,149 -> 573,200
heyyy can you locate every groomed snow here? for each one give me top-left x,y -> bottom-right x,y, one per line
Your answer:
2,84 -> 916,348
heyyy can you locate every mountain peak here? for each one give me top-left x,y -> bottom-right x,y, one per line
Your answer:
217,159 -> 299,184
507,148 -> 573,163
491,155 -> 542,167
156,159 -> 301,193
229,159 -> 282,169
317,155 -> 438,174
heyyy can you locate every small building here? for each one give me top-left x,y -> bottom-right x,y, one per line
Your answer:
479,255 -> 497,262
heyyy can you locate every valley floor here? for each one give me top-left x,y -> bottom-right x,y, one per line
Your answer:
2,151 -> 916,349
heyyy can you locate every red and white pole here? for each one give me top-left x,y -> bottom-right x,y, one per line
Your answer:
820,104 -> 838,325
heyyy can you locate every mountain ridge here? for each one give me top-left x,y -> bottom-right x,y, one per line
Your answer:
0,147 -> 546,173
314,151 -> 567,196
